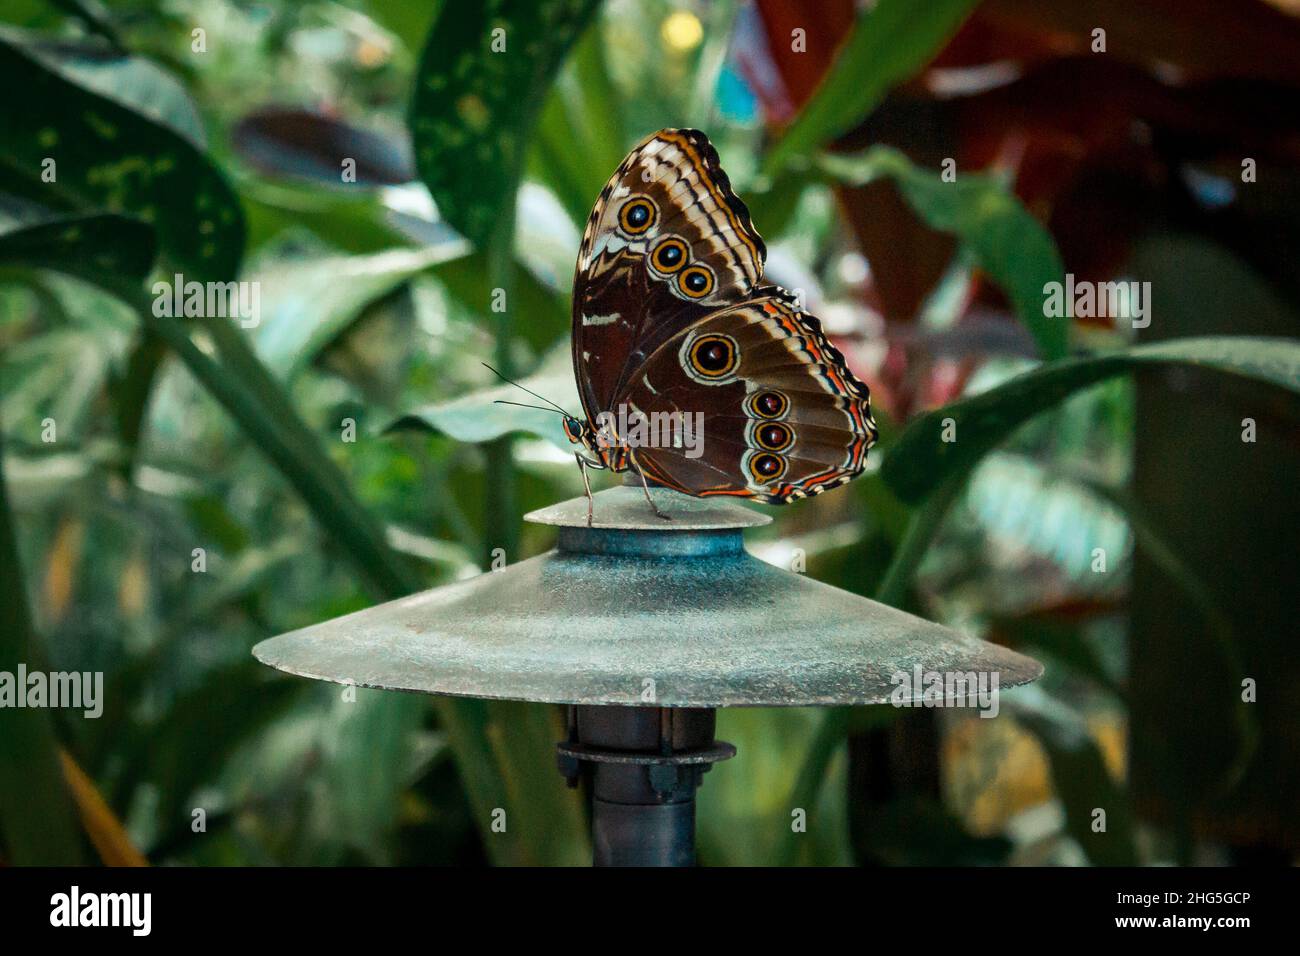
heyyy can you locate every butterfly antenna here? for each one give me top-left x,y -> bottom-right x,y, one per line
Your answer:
493,399 -> 568,416
481,362 -> 575,417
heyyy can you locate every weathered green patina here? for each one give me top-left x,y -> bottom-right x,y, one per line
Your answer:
253,485 -> 1042,708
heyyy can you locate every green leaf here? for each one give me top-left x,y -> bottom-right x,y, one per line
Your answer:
767,707 -> 851,866
761,0 -> 979,175
0,33 -> 237,485
0,213 -> 154,284
0,34 -> 243,281
434,249 -> 570,351
251,244 -> 469,379
884,336 -> 1300,503
242,179 -> 412,256
318,687 -> 434,859
532,20 -> 626,228
363,1 -> 441,56
873,470 -> 968,608
432,696 -> 590,866
6,211 -> 573,866
22,38 -> 206,147
388,344 -> 578,449
703,708 -> 854,867
408,0 -> 603,246
483,702 -> 589,865
820,147 -> 1067,359
0,430 -> 85,864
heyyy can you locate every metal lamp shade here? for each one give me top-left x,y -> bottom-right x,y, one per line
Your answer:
252,486 -> 1042,707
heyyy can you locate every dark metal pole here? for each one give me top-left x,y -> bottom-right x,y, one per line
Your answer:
557,705 -> 735,867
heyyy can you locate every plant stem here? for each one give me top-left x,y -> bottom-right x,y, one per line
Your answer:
0,429 -> 85,864
483,203 -> 519,568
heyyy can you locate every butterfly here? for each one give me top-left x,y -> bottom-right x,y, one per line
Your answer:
546,128 -> 878,522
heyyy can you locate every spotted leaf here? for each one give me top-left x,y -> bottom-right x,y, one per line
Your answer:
408,0 -> 602,245
0,36 -> 243,281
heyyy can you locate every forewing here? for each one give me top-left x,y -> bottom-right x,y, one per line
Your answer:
571,128 -> 766,421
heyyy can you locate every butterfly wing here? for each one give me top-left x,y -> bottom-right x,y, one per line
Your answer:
572,128 -> 765,424
618,292 -> 878,504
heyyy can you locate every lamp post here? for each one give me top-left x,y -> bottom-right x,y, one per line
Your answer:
253,484 -> 1042,866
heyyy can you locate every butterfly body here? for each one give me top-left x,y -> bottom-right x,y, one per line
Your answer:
561,414 -> 630,474
567,129 -> 878,511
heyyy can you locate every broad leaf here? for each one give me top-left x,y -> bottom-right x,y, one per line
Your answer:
821,147 -> 1067,359
0,431 -> 85,864
0,34 -> 243,281
884,336 -> 1300,503
22,37 -> 207,148
251,244 -> 469,379
532,21 -> 627,228
408,0 -> 603,246
5,210 -> 569,867
761,0 -> 980,175
388,345 -> 578,450
0,213 -> 154,284
318,687 -> 433,859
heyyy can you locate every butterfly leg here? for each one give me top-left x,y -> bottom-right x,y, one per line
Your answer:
575,453 -> 595,526
633,460 -> 672,522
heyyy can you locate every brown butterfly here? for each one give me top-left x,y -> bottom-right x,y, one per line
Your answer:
558,128 -> 878,521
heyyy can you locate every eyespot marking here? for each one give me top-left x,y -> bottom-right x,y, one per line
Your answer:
754,422 -> 793,452
686,333 -> 738,379
678,264 -> 714,299
651,236 -> 688,274
748,452 -> 786,483
619,197 -> 657,236
746,390 -> 789,420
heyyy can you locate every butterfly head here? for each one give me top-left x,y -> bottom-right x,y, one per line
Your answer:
564,414 -> 608,456
563,415 -> 628,471
562,415 -> 587,447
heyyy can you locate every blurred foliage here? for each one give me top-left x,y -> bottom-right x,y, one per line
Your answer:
1,0 -> 1298,868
